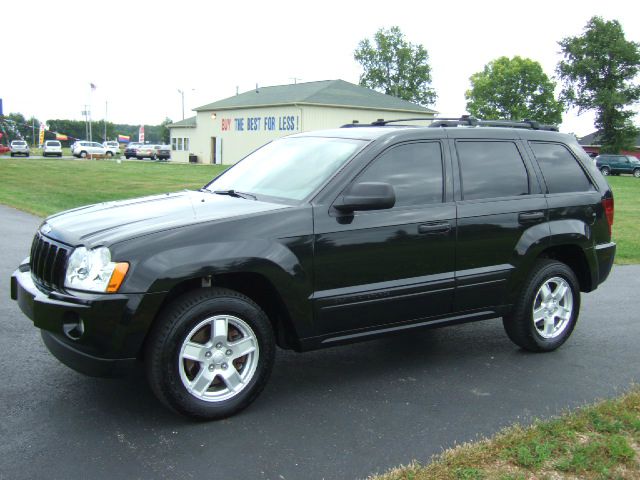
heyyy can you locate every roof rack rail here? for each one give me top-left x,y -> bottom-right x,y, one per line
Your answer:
341,116 -> 559,131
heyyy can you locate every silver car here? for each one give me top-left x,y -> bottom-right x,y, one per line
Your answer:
43,140 -> 63,157
10,140 -> 30,157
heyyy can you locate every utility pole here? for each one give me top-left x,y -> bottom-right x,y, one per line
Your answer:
32,118 -> 35,148
178,89 -> 185,120
104,101 -> 108,141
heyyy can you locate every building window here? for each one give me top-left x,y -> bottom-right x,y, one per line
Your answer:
171,137 -> 190,151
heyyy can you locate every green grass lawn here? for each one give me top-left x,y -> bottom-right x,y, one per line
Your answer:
0,158 -> 637,263
371,387 -> 640,480
0,158 -> 226,216
607,176 -> 640,264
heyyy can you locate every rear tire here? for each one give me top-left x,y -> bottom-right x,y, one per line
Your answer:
600,166 -> 610,176
80,151 -> 87,158
106,151 -> 113,157
145,288 -> 275,420
633,168 -> 640,178
503,259 -> 580,352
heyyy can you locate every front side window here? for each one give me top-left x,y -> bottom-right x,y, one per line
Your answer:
457,141 -> 529,200
206,136 -> 364,201
355,142 -> 443,207
529,142 -> 594,194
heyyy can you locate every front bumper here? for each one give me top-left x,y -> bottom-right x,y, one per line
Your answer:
10,265 -> 161,377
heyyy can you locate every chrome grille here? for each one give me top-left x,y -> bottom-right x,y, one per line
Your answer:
29,233 -> 70,291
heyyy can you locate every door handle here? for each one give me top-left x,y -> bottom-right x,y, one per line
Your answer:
418,222 -> 451,234
518,211 -> 544,223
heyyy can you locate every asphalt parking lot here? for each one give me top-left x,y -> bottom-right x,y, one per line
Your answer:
1,204 -> 639,480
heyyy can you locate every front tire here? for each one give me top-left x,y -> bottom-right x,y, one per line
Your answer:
633,168 -> 640,178
80,151 -> 87,158
145,288 -> 275,420
503,259 -> 580,352
106,151 -> 113,157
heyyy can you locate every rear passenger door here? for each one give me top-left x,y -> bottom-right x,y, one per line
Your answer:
451,135 -> 547,312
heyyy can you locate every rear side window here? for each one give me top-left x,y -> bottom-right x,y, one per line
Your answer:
456,141 -> 529,200
357,142 -> 443,207
530,142 -> 594,193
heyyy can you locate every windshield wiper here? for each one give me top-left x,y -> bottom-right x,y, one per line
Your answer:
212,189 -> 257,200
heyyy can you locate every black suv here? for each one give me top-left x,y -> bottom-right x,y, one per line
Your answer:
595,154 -> 640,177
11,117 -> 616,419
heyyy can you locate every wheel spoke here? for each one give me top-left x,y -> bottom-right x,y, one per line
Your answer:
221,367 -> 243,392
557,305 -> 572,320
533,306 -> 546,323
229,336 -> 256,359
211,317 -> 228,343
189,369 -> 214,395
544,315 -> 556,336
540,283 -> 552,301
182,341 -> 206,362
554,283 -> 568,301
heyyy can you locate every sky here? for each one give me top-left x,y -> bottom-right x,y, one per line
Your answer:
2,0 -> 639,137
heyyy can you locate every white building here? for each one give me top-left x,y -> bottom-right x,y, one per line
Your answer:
168,79 -> 436,164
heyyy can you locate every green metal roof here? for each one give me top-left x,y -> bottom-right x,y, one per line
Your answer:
194,79 -> 437,114
168,116 -> 197,128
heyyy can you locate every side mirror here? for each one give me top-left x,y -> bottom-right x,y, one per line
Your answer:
334,182 -> 396,213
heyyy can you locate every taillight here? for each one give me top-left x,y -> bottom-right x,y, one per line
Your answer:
602,197 -> 614,237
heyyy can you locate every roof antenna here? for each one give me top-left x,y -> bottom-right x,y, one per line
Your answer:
256,83 -> 259,93
236,86 -> 239,96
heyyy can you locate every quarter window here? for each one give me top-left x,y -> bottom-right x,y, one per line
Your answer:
530,142 -> 594,193
457,141 -> 529,200
356,142 -> 443,207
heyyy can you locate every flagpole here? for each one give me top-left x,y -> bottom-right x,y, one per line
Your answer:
104,101 -> 108,142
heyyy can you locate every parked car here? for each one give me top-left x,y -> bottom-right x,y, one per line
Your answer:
156,145 -> 171,161
10,140 -> 30,157
103,141 -> 120,157
43,140 -> 63,157
0,145 -> 10,154
136,144 -> 159,160
595,154 -> 640,177
72,141 -> 107,158
124,142 -> 144,159
11,117 -> 616,420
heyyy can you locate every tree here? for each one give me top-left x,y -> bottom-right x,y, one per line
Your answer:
557,16 -> 640,153
159,117 -> 173,144
354,26 -> 436,106
465,56 -> 563,124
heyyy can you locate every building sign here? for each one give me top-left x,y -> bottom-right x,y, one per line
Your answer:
220,115 -> 300,133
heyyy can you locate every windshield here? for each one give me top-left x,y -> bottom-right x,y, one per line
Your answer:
205,137 -> 364,201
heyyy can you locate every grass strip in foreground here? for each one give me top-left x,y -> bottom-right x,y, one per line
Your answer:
370,387 -> 640,480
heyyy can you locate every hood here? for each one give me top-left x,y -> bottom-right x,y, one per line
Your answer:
42,190 -> 291,246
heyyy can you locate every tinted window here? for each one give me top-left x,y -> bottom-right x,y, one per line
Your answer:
457,141 -> 529,200
530,142 -> 594,193
357,142 -> 443,207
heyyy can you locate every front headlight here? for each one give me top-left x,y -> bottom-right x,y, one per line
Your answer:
64,246 -> 129,293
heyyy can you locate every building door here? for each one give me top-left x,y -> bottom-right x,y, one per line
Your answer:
210,137 -> 222,164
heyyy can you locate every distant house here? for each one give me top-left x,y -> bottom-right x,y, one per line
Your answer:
167,79 -> 436,164
578,131 -> 640,158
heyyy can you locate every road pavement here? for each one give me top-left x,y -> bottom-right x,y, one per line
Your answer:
0,204 -> 638,480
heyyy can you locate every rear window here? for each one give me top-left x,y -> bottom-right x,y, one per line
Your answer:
46,141 -> 61,146
456,141 -> 529,200
13,141 -> 27,146
529,142 -> 594,194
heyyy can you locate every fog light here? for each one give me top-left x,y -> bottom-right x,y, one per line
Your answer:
62,314 -> 84,340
